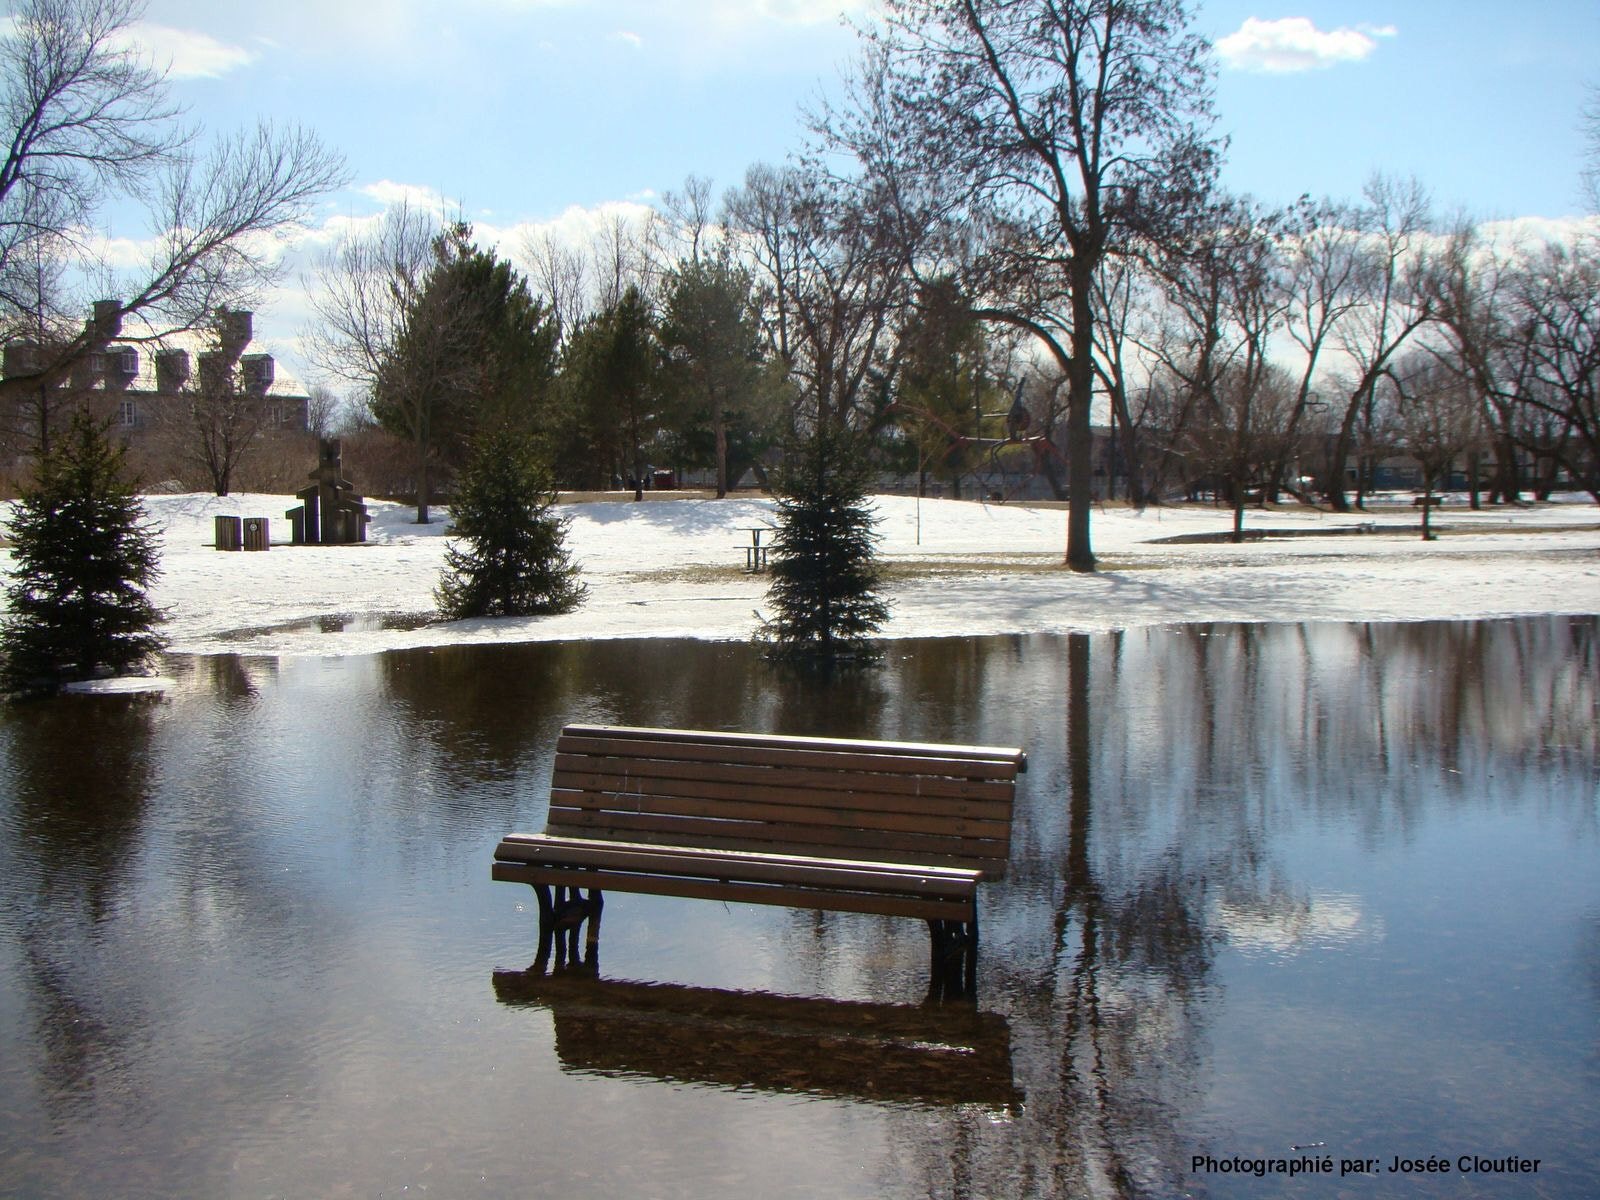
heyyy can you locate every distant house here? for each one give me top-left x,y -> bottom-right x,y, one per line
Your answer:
2,304 -> 312,463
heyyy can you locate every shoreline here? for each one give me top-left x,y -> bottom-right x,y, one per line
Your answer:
9,491 -> 1598,661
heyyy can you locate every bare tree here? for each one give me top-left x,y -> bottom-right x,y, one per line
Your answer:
724,162 -> 907,431
1511,235 -> 1600,501
160,322 -> 267,496
593,211 -> 650,312
1386,354 -> 1481,537
304,381 -> 342,440
1429,221 -> 1539,504
1323,176 -> 1436,511
0,0 -> 346,402
305,203 -> 456,520
521,228 -> 589,345
305,203 -> 436,398
653,173 -> 718,267
836,0 -> 1219,569
1273,198 -> 1364,499
723,163 -> 800,381
1091,256 -> 1166,505
1141,196 -> 1290,540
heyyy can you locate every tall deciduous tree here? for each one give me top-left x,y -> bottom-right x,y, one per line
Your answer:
1386,354 -> 1481,537
1142,196 -> 1290,541
0,0 -> 346,397
723,162 -> 908,432
1323,176 -> 1436,511
1505,236 -> 1600,502
1,408 -> 165,695
837,0 -> 1219,569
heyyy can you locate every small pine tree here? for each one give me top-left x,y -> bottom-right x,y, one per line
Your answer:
1,411 -> 167,696
436,428 -> 586,619
761,424 -> 889,662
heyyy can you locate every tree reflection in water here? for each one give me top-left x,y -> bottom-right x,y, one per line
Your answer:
0,693 -> 160,1117
0,618 -> 1593,1199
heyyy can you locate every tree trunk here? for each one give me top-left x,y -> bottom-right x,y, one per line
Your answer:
416,441 -> 432,524
714,407 -> 728,499
1066,267 -> 1097,571
1496,431 -> 1522,503
1324,397 -> 1359,513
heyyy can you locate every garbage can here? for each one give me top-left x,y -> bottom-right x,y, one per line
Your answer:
214,515 -> 242,551
242,517 -> 270,552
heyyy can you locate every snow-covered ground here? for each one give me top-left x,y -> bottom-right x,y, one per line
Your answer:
20,489 -> 1587,661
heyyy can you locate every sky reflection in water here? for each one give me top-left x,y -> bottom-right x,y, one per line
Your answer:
0,617 -> 1596,1198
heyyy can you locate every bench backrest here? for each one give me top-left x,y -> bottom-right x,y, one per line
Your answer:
546,723 -> 1025,876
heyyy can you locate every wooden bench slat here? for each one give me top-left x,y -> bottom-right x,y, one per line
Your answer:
498,833 -> 986,879
553,755 -> 1018,805
549,787 -> 1013,841
557,733 -> 1022,782
494,838 -> 980,897
560,723 -> 1028,770
545,809 -> 1010,864
491,861 -> 977,922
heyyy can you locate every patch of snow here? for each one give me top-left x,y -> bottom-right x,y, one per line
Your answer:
3,492 -> 1597,659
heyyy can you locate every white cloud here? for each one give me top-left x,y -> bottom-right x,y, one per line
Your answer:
610,30 -> 643,48
750,0 -> 869,23
357,180 -> 461,218
113,23 -> 258,79
1216,16 -> 1395,74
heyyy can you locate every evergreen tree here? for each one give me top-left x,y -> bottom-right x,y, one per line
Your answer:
760,425 -> 889,662
1,411 -> 166,696
556,286 -> 662,493
371,222 -> 558,523
436,427 -> 586,619
658,254 -> 769,497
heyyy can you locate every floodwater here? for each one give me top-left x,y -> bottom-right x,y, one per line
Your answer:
0,618 -> 1596,1199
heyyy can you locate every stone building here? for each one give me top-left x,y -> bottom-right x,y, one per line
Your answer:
2,304 -> 312,475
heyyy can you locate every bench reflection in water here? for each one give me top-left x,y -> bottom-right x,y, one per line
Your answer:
491,967 -> 1023,1112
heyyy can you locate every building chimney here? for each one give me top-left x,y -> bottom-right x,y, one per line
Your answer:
220,309 -> 253,356
155,349 -> 190,392
92,300 -> 122,341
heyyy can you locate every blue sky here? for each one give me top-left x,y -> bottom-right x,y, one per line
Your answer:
100,0 -> 1600,379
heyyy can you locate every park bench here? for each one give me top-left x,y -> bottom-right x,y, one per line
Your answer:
492,723 -> 1026,991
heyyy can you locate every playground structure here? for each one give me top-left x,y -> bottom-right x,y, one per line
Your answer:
285,438 -> 369,546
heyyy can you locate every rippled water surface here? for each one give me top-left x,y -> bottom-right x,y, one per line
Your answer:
1,618 -> 1597,1198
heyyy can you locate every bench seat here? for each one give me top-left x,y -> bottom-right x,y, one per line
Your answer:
493,834 -> 984,921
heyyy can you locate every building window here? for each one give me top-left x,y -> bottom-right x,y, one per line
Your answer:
119,399 -> 137,427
